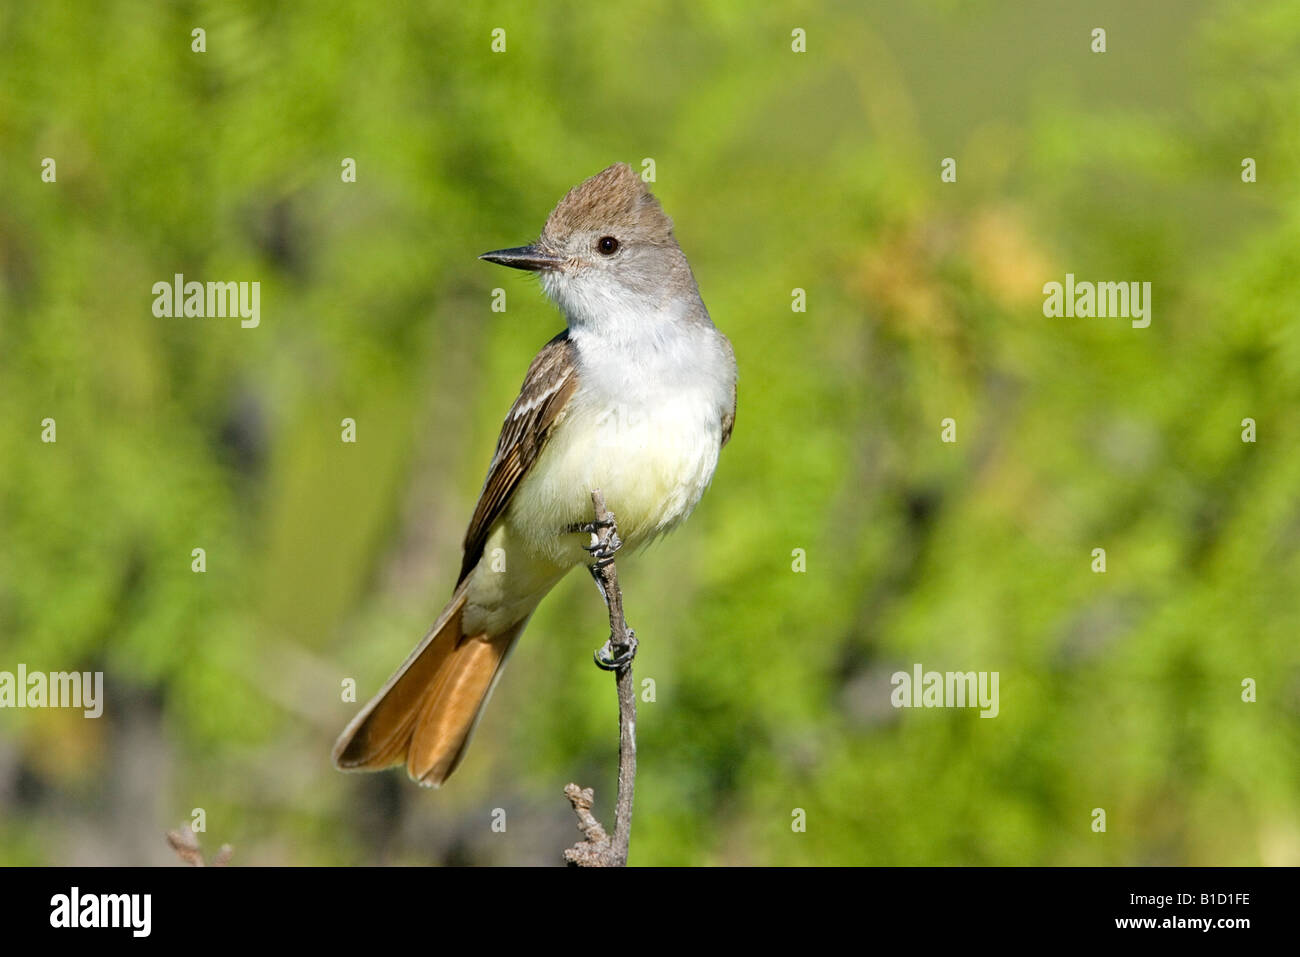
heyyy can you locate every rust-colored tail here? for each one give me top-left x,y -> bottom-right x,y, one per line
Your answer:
332,585 -> 526,788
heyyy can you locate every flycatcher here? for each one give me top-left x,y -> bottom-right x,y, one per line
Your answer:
332,163 -> 737,787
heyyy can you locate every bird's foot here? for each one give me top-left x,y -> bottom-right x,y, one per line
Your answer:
568,514 -> 622,566
585,531 -> 623,568
593,631 -> 638,671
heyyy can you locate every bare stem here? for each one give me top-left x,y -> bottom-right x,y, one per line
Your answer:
166,825 -> 233,867
563,489 -> 637,867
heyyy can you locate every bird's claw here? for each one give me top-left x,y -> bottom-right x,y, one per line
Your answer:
593,631 -> 637,671
568,513 -> 622,566
568,515 -> 617,535
584,530 -> 623,567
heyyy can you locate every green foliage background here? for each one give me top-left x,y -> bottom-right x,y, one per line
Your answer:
0,0 -> 1296,865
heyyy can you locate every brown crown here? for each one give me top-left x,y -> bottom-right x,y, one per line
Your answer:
543,163 -> 675,245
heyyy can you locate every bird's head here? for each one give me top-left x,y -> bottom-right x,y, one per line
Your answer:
481,163 -> 698,331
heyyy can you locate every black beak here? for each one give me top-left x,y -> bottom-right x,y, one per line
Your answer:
479,244 -> 564,272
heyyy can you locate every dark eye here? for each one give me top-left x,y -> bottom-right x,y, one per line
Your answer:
597,236 -> 619,255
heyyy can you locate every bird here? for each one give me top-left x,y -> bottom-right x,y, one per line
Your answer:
332,163 -> 737,787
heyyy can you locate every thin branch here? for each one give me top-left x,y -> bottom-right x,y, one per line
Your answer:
166,825 -> 233,867
564,489 -> 638,867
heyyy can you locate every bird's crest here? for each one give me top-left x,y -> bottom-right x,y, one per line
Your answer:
543,163 -> 675,245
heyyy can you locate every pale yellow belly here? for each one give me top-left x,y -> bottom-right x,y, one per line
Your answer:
510,392 -> 722,562
461,393 -> 722,636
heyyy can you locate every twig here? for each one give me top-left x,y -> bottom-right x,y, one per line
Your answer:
563,489 -> 638,867
166,825 -> 233,867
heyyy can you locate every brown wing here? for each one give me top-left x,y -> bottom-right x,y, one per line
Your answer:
719,336 -> 737,449
457,330 -> 579,585
721,379 -> 737,448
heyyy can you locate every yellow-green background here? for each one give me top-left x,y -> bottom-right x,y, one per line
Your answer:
1,0 -> 1296,865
